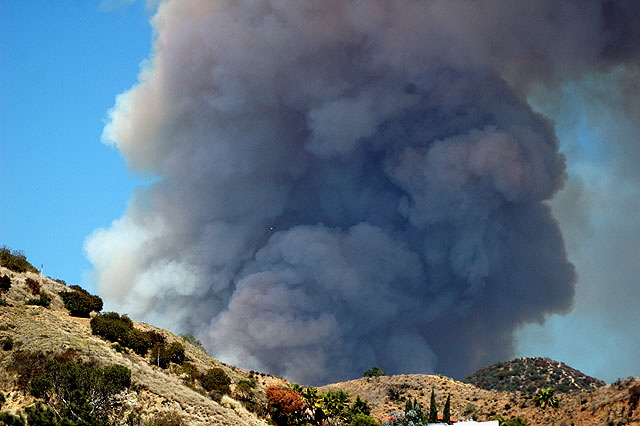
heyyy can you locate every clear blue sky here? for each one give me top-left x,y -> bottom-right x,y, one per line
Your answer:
1,1 -> 152,290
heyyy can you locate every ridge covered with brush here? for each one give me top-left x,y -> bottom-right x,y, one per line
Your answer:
463,357 -> 606,394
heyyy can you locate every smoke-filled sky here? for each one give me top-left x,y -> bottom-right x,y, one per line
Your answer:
2,1 -> 639,385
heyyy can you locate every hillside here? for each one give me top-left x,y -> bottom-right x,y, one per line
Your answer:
322,374 -> 640,425
2,258 -> 640,425
0,265 -> 287,425
463,357 -> 606,394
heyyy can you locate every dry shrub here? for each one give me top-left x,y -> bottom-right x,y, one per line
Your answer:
144,411 -> 186,426
25,278 -> 41,295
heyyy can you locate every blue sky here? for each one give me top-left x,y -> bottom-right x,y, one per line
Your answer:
1,1 -> 152,289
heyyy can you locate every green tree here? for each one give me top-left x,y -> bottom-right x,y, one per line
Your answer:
349,413 -> 380,426
59,287 -> 102,318
428,388 -> 438,423
200,367 -> 231,396
442,394 -> 451,424
29,359 -> 131,425
363,366 -> 387,378
534,388 -> 559,410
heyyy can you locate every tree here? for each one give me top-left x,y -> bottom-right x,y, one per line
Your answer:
442,394 -> 451,424
428,388 -> 438,423
59,286 -> 103,317
349,413 -> 380,426
200,367 -> 231,397
534,388 -> 559,410
265,386 -> 304,426
29,359 -> 131,425
363,366 -> 387,378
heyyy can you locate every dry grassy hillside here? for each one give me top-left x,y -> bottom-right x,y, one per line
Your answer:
2,262 -> 640,426
321,373 -> 640,425
0,266 -> 288,425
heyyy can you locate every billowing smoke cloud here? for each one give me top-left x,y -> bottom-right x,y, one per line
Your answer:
86,0 -> 638,384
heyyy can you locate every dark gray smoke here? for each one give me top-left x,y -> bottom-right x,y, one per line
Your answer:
86,0 -> 638,384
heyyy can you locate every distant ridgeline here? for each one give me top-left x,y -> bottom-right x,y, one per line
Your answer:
463,357 -> 606,393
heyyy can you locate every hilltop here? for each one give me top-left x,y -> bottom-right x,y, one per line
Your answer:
463,357 -> 606,394
1,250 -> 640,425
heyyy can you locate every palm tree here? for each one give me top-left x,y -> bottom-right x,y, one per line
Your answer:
534,388 -> 559,410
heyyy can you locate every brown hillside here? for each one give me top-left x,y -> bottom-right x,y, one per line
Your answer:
0,266 -> 287,425
321,373 -> 640,425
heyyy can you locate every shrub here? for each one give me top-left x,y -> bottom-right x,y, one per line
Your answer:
29,358 -> 131,425
25,293 -> 52,308
125,328 -> 153,356
265,385 -> 304,426
363,366 -> 387,377
59,286 -> 103,317
349,413 -> 380,426
91,312 -> 134,343
200,367 -> 231,396
180,334 -> 207,353
0,246 -> 38,273
1,336 -> 13,351
0,411 -> 25,426
25,278 -> 41,295
0,274 -> 11,292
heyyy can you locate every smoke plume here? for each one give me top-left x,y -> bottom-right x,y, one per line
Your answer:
86,0 -> 639,384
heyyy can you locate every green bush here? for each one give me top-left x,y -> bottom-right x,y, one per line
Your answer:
0,247 -> 38,273
363,366 -> 387,378
0,411 -> 25,426
91,312 -> 134,343
200,367 -> 231,395
25,293 -> 52,308
125,328 -> 154,356
29,358 -> 131,425
59,286 -> 103,317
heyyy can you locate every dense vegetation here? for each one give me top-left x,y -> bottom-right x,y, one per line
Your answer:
1,349 -> 132,425
266,384 -> 377,426
0,247 -> 38,273
59,285 -> 103,317
463,357 -> 605,393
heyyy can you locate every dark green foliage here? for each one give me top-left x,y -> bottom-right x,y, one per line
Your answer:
0,247 -> 38,273
428,388 -> 438,423
200,367 -> 231,395
443,394 -> 451,424
59,287 -> 102,318
90,312 -> 133,342
0,275 -> 11,292
25,293 -> 52,308
125,328 -> 153,356
363,366 -> 387,378
463,357 -> 605,393
0,411 -> 25,426
351,395 -> 371,416
24,403 -> 59,426
25,278 -> 41,296
29,358 -> 131,425
0,392 -> 4,409
349,413 -> 380,426
150,342 -> 185,369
